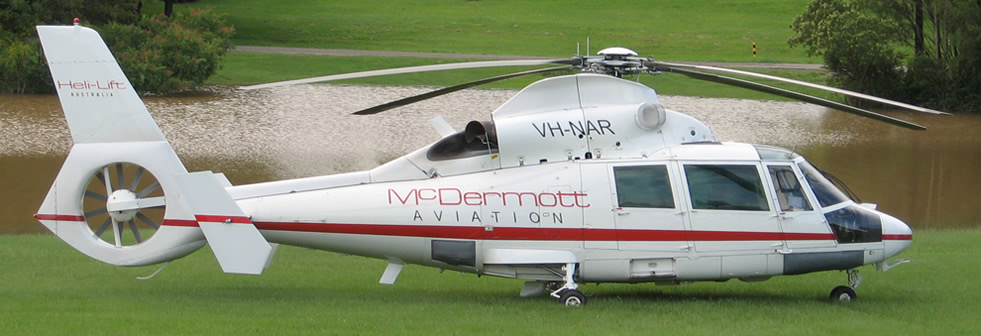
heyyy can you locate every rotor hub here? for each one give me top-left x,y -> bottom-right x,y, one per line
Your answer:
106,189 -> 138,222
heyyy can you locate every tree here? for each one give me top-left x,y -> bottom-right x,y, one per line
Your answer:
0,1 -> 233,94
99,9 -> 234,94
0,0 -> 142,93
0,38 -> 49,93
788,0 -> 905,102
789,0 -> 981,112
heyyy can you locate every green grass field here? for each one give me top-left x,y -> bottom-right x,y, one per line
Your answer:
1,229 -> 977,335
138,0 -> 844,101
148,0 -> 817,62
211,52 -> 836,101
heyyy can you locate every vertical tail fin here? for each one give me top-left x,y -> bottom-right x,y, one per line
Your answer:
37,25 -> 166,144
35,25 -> 204,266
34,24 -> 272,273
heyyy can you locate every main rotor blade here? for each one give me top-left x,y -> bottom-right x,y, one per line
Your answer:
652,61 -> 950,116
353,66 -> 573,115
239,59 -> 575,90
660,67 -> 927,130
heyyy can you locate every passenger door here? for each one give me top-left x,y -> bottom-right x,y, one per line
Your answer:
680,162 -> 784,253
610,163 -> 689,252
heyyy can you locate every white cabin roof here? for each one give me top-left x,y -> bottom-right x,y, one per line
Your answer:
657,142 -> 762,161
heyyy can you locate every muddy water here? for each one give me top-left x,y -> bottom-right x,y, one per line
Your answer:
2,85 -> 979,233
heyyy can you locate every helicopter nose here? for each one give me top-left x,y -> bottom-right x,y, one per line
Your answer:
881,213 -> 913,258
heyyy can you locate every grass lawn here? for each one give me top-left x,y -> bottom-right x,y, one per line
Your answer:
138,0 -> 846,102
213,51 -> 837,101
1,229 -> 977,335
145,0 -> 818,63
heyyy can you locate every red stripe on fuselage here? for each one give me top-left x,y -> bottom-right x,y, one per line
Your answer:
882,234 -> 913,240
194,215 -> 252,224
162,219 -> 199,227
249,221 -> 837,242
34,214 -> 858,242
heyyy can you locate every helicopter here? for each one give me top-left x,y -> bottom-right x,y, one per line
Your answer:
33,24 -> 945,306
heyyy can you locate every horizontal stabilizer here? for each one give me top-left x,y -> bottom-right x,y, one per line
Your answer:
175,172 -> 272,275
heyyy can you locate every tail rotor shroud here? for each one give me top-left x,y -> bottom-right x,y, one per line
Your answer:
82,162 -> 165,247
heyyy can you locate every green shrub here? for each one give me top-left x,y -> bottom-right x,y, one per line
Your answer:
99,9 -> 234,94
0,38 -> 51,94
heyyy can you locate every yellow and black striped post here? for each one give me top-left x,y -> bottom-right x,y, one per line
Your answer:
753,41 -> 757,58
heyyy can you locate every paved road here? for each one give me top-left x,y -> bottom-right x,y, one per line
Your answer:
235,45 -> 823,70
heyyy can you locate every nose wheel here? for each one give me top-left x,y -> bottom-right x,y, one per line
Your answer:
829,269 -> 862,302
830,286 -> 857,302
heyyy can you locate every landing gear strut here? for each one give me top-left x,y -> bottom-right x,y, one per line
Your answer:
550,263 -> 586,306
830,269 -> 862,302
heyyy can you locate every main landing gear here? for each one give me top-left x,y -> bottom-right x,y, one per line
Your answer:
550,263 -> 586,306
830,269 -> 862,302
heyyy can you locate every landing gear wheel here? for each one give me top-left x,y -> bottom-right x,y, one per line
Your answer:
559,289 -> 586,306
830,286 -> 857,302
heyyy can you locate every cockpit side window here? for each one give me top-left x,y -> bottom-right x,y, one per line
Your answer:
768,165 -> 813,212
797,161 -> 850,208
613,165 -> 675,208
684,164 -> 769,211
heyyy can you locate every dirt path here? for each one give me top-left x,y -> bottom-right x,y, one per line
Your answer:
234,45 -> 823,70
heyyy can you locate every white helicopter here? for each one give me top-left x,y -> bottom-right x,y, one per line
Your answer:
34,24 -> 945,306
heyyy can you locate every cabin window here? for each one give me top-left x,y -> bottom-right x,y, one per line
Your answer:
684,164 -> 769,211
768,165 -> 813,212
613,165 -> 675,208
797,161 -> 850,208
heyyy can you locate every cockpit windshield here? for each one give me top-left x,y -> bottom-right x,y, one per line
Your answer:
797,161 -> 850,208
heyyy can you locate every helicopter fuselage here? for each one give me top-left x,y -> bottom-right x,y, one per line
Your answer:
230,141 -> 912,284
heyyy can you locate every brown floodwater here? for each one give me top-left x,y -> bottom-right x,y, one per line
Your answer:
1,85 -> 979,234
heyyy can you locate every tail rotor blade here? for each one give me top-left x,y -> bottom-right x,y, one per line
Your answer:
137,182 -> 160,198
130,167 -> 145,191
94,217 -> 112,236
136,212 -> 160,230
84,208 -> 108,218
115,163 -> 124,191
85,191 -> 107,202
129,220 -> 143,243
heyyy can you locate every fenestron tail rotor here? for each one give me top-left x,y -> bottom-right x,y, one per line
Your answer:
82,162 -> 166,247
